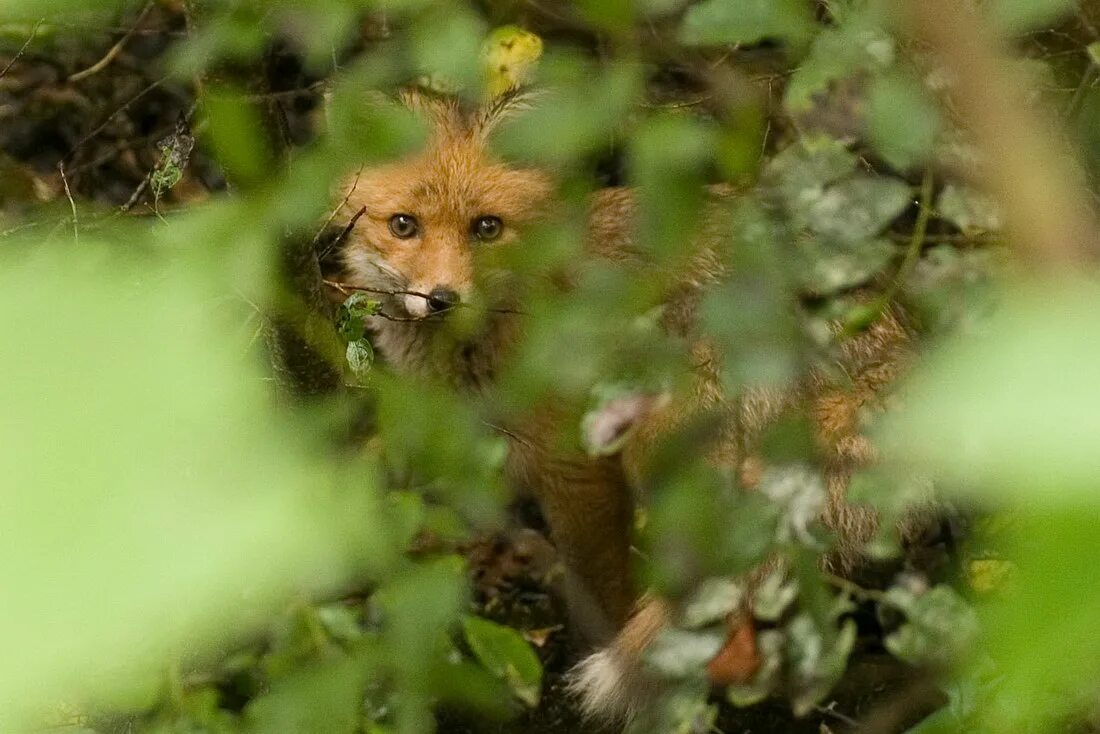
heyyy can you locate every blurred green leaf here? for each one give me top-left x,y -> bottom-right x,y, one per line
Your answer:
647,627 -> 726,678
785,18 -> 895,124
803,175 -> 911,241
0,242 -> 365,729
752,570 -> 799,622
884,585 -> 980,667
682,578 -> 743,629
461,615 -> 543,707
796,235 -> 895,295
493,55 -> 640,165
679,0 -> 816,51
867,72 -> 941,170
409,4 -> 486,91
630,114 -> 716,264
882,278 -> 1100,495
938,183 -> 1003,235
786,614 -> 856,716
766,136 -> 858,206
987,0 -> 1076,35
246,655 -> 367,734
202,88 -> 273,189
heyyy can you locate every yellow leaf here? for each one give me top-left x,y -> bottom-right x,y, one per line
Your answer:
481,25 -> 543,98
967,558 -> 1016,594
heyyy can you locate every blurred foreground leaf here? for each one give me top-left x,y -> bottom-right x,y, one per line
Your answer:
0,240 -> 371,729
461,615 -> 543,707
883,278 -> 1100,494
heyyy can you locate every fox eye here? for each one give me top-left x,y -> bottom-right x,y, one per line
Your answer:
388,214 -> 419,239
473,216 -> 503,242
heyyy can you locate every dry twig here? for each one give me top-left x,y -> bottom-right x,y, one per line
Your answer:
58,162 -> 79,244
68,1 -> 156,83
0,18 -> 44,81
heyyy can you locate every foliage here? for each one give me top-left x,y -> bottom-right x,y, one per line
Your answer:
2,0 -> 1100,733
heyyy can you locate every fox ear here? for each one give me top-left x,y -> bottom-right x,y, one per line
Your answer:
395,86 -> 466,132
473,85 -> 541,139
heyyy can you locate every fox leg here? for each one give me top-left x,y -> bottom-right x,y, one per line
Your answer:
508,443 -> 636,645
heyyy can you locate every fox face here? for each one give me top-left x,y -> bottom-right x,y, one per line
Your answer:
340,92 -> 553,320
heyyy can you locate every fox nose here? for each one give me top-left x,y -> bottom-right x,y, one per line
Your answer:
426,287 -> 460,313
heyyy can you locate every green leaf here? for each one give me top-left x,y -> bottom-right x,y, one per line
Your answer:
682,578 -> 743,629
0,241 -> 363,729
987,0 -> 1076,35
785,20 -> 896,117
316,605 -> 365,645
201,87 -> 273,189
646,627 -> 726,678
752,570 -> 799,622
884,585 -> 980,667
881,278 -> 1100,496
679,0 -> 816,51
796,236 -> 896,295
336,293 -> 382,343
246,655 -> 367,734
766,136 -> 858,204
786,614 -> 857,717
387,491 -> 427,552
867,72 -> 941,170
804,175 -> 912,241
938,184 -> 1002,235
346,338 -> 375,379
461,615 -> 543,707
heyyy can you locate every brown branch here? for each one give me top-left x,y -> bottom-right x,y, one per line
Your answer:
64,77 -> 165,163
0,18 -> 44,81
68,1 -> 156,83
323,279 -> 528,317
314,169 -> 364,249
323,278 -> 434,300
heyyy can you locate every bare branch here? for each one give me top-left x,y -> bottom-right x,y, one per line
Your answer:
68,1 -> 156,83
0,18 -> 44,81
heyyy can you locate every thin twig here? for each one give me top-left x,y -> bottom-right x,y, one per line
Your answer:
323,279 -> 528,316
314,168 -> 363,247
815,702 -> 861,728
58,162 -> 79,244
121,175 -> 151,213
68,1 -> 155,83
65,77 -> 165,163
323,279 -> 434,300
0,18 -> 44,81
324,206 -> 367,258
242,81 -> 325,103
822,572 -> 888,603
481,420 -> 536,450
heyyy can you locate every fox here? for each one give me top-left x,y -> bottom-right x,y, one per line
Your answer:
329,87 -> 920,721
